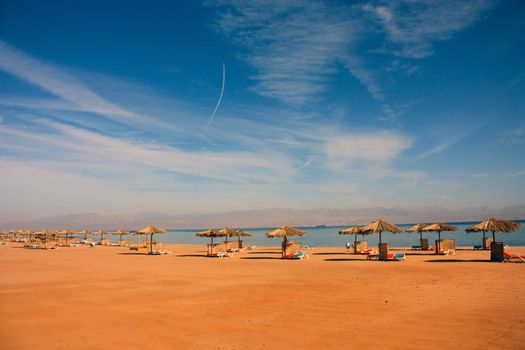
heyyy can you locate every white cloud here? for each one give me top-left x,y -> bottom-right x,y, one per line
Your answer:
325,131 -> 412,169
416,136 -> 463,159
0,41 -> 176,131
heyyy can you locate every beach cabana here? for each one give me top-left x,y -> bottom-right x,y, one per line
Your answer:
266,226 -> 306,258
339,226 -> 369,254
362,219 -> 403,261
137,225 -> 167,254
405,223 -> 430,250
423,223 -> 458,255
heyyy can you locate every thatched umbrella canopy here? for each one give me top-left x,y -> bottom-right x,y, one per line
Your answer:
467,218 -> 521,242
95,230 -> 109,242
79,229 -> 92,240
405,223 -> 428,241
422,223 -> 458,241
218,227 -> 252,242
137,226 -> 167,254
112,229 -> 129,245
362,219 -> 403,245
59,229 -> 78,245
196,229 -> 228,245
339,226 -> 371,254
266,226 -> 306,245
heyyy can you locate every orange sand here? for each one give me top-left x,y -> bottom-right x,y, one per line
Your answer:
1,243 -> 524,349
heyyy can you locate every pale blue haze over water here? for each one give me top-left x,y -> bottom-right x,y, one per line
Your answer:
156,221 -> 525,248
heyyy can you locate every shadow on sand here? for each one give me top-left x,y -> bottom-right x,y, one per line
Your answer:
240,256 -> 282,260
424,259 -> 490,263
324,258 -> 366,262
175,254 -> 209,258
313,252 -> 352,256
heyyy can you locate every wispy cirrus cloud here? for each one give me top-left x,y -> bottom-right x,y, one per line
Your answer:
213,0 -> 358,106
363,0 -> 494,58
0,41 -> 176,130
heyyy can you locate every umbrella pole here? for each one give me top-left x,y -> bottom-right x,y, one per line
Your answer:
492,231 -> 496,243
354,234 -> 357,255
150,233 -> 153,253
379,231 -> 382,245
419,231 -> 422,241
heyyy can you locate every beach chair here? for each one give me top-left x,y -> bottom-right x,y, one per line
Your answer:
411,245 -> 422,250
503,252 -> 525,262
366,253 -> 379,260
473,245 -> 483,250
217,251 -> 234,258
291,252 -> 309,259
358,248 -> 377,255
392,253 -> 406,261
438,249 -> 455,255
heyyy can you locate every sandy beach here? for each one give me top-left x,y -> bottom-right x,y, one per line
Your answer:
1,243 -> 524,350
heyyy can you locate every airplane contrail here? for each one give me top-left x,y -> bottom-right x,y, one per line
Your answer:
202,63 -> 226,139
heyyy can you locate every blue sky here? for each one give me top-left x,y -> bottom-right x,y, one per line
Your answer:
0,0 -> 524,216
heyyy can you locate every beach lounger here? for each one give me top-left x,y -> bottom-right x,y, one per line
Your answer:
411,245 -> 421,250
358,248 -> 377,255
292,252 -> 309,259
473,245 -> 483,250
504,252 -> 525,262
438,249 -> 455,255
217,251 -> 234,258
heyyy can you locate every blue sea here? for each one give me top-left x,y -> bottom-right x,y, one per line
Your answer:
158,220 -> 525,247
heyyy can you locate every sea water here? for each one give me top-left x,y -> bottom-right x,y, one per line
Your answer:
158,220 -> 525,248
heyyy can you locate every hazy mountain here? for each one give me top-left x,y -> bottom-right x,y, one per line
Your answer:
1,205 -> 524,230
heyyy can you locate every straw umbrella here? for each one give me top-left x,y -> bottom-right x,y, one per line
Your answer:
361,219 -> 403,245
137,225 -> 167,254
196,229 -> 228,246
112,229 -> 129,246
266,226 -> 306,248
422,223 -> 458,242
405,223 -> 428,241
95,230 -> 109,243
79,229 -> 92,240
218,227 -> 252,243
339,226 -> 369,254
59,229 -> 78,245
468,218 -> 521,242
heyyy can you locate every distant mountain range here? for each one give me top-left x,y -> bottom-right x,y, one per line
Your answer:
1,205 -> 524,230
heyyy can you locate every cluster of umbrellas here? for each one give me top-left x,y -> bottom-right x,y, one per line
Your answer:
338,218 -> 521,253
0,225 -> 168,254
196,227 -> 252,245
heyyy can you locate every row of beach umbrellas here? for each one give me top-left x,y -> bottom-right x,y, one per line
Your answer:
3,219 -> 521,252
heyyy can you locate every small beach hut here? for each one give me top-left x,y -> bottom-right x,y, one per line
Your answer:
266,226 -> 306,258
137,225 -> 167,254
